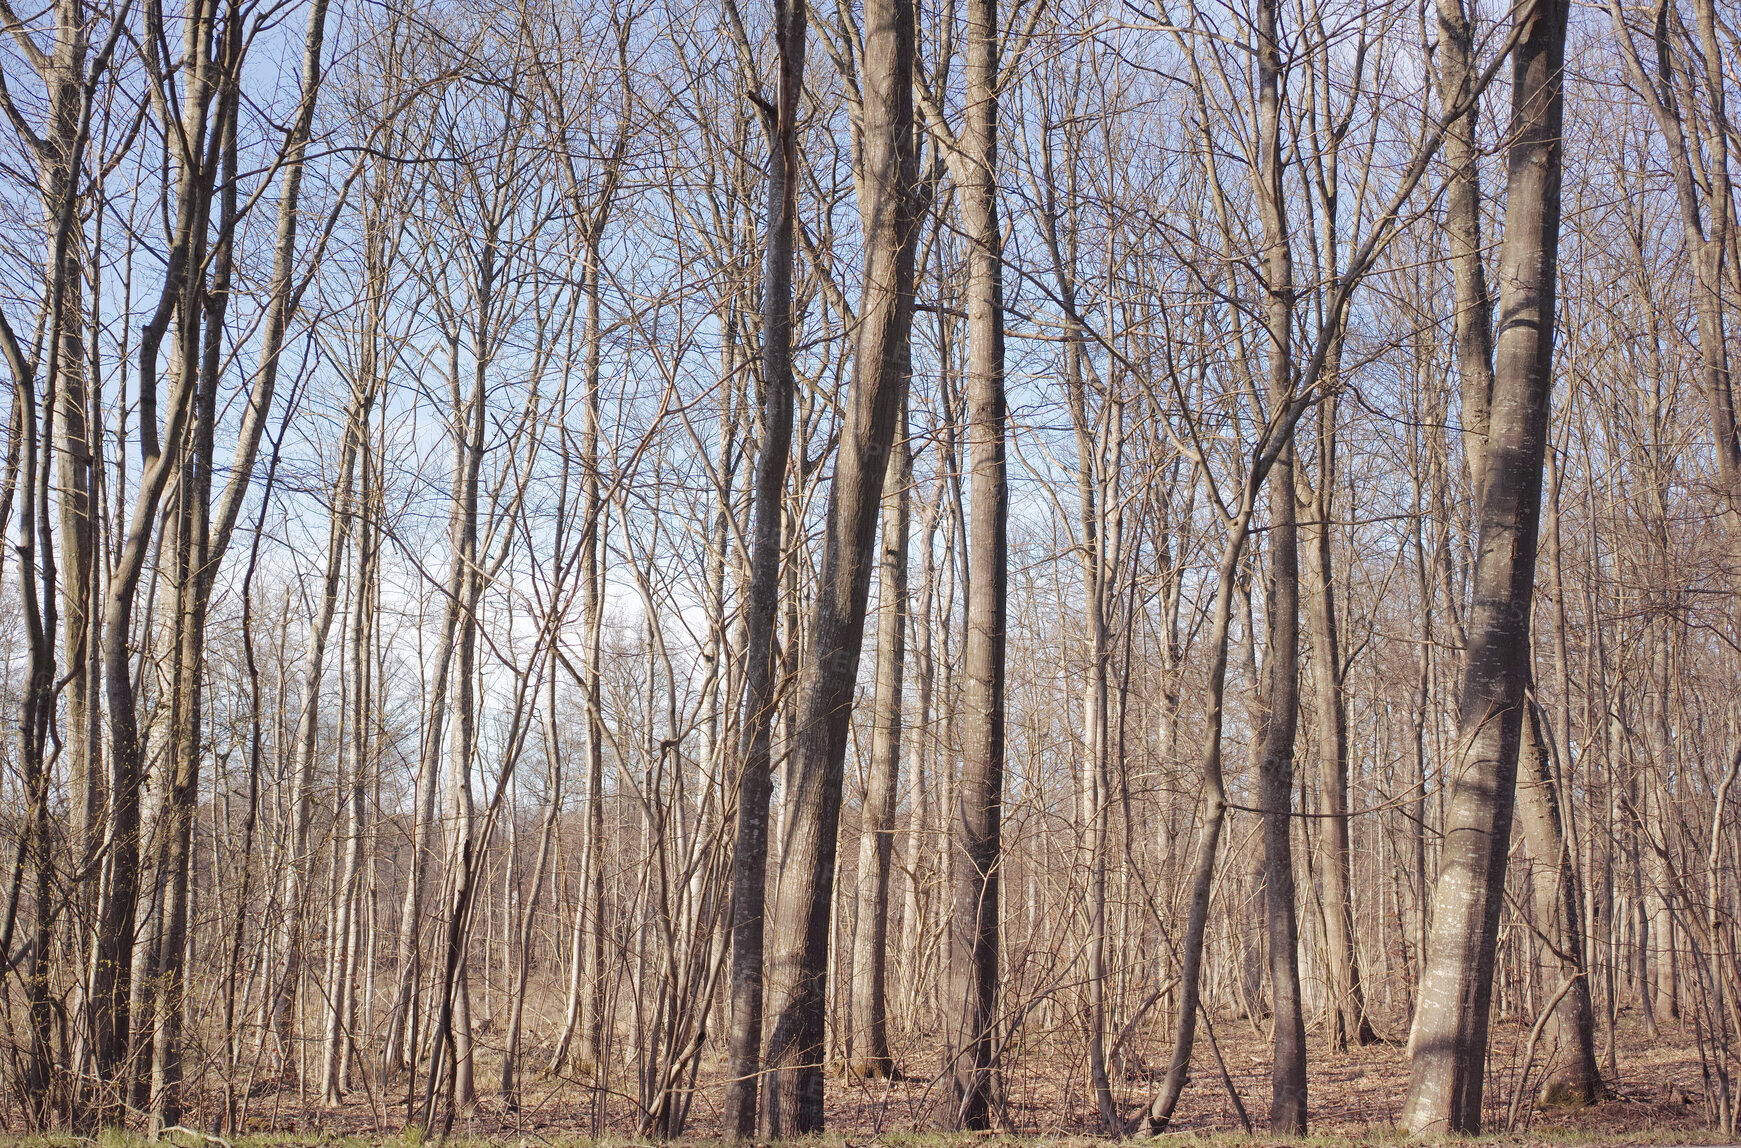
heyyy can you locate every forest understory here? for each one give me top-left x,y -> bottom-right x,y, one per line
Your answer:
39,1014 -> 1708,1144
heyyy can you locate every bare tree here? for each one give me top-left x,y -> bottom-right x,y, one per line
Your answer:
1402,0 -> 1572,1129
758,0 -> 921,1121
848,397 -> 910,1080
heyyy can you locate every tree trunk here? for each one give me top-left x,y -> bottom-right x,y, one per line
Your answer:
1516,703 -> 1604,1106
3,252 -> 57,1134
1253,0 -> 1306,1127
1256,450 -> 1306,1134
1431,0 -> 1497,494
501,654 -> 563,1107
322,430 -> 375,1107
42,0 -> 101,939
150,67 -> 238,1118
443,304 -> 490,1114
759,0 -> 919,1123
91,0 -> 222,1110
547,202 -> 616,1088
1433,0 -> 1599,1107
1401,0 -> 1570,1128
384,589 -> 456,1077
721,1 -> 804,1131
1303,391 -> 1376,1050
271,383 -> 366,1073
937,0 -> 1005,1126
849,399 -> 910,1080
1142,537 -> 1247,1132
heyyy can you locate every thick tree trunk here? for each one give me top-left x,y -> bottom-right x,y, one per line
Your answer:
1401,0 -> 1570,1129
1434,0 -> 1599,1106
759,0 -> 918,1124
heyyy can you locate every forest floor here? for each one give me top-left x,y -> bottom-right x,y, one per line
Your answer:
76,1010 -> 1727,1147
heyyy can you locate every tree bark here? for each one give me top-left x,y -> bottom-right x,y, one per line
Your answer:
1256,452 -> 1306,1134
1302,380 -> 1377,1050
1401,0 -> 1570,1128
759,0 -> 919,1123
1515,702 -> 1604,1106
849,398 -> 910,1080
149,49 -> 240,1118
721,0 -> 804,1131
1432,0 -> 1600,1107
937,0 -> 1005,1127
1253,0 -> 1306,1127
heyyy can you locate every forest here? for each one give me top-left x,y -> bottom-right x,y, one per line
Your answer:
1,0 -> 1739,1137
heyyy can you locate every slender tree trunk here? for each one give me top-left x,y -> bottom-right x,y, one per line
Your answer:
1431,0 -> 1496,491
548,220 -> 614,1086
322,433 -> 375,1107
721,1 -> 803,1131
1042,143 -> 1121,1134
43,0 -> 101,934
1303,390 -> 1376,1050
501,652 -> 563,1107
384,590 -> 456,1077
1080,468 -> 1116,1133
899,480 -> 943,1035
91,0 -> 222,1110
1256,450 -> 1306,1133
1142,535 -> 1249,1132
937,0 -> 1005,1130
1252,0 -> 1305,1127
271,388 -> 366,1073
1516,703 -> 1604,1105
150,63 -> 237,1117
443,308 -> 490,1113
849,399 -> 910,1080
4,255 -> 57,1134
